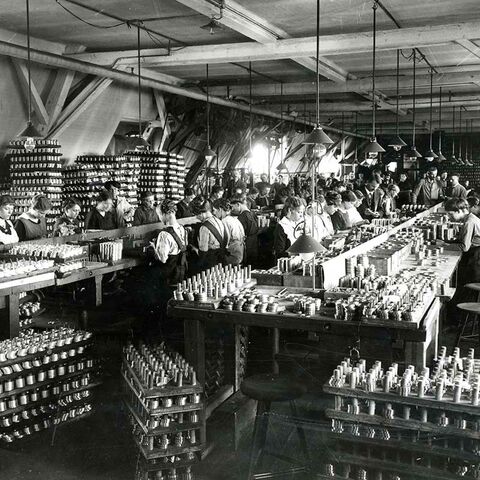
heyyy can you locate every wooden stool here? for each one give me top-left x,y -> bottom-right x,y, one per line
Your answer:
466,283 -> 480,302
240,374 -> 309,480
456,303 -> 480,347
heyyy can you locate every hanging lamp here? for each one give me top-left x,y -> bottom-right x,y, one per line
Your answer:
276,83 -> 289,171
450,104 -> 457,163
424,70 -> 438,161
204,64 -> 216,162
458,107 -> 464,164
302,0 -> 333,151
200,1 -> 224,34
387,50 -> 407,151
247,61 -> 254,161
404,50 -> 422,158
18,0 -> 42,151
134,25 -> 149,150
364,1 -> 385,158
464,116 -> 470,164
436,87 -> 446,162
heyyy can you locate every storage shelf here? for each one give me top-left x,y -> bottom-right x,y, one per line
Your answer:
125,399 -> 201,436
134,435 -> 205,460
326,409 -> 480,440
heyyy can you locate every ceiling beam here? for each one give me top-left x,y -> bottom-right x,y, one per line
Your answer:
75,21 -> 480,67
210,70 -> 480,96
171,0 -> 348,83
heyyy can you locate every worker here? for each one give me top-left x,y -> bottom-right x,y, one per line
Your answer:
446,175 -> 468,199
151,200 -> 188,285
358,177 -> 384,219
176,188 -> 195,219
255,173 -> 271,193
0,195 -> 19,245
133,191 -> 160,226
230,195 -> 259,266
104,180 -> 134,227
246,187 -> 260,210
205,185 -> 224,212
412,166 -> 444,206
227,170 -> 247,197
273,196 -> 304,259
197,198 -> 230,270
15,194 -> 51,241
84,190 -> 117,230
381,184 -> 401,217
53,197 -> 82,236
213,198 -> 245,266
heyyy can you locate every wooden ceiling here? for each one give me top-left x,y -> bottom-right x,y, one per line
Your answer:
2,0 -> 480,132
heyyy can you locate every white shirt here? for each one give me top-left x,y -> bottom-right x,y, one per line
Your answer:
305,214 -> 331,241
198,215 -> 229,252
278,216 -> 299,245
222,215 -> 245,244
346,207 -> 363,226
154,224 -> 187,263
0,219 -> 19,245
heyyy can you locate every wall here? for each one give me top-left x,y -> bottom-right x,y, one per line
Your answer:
0,55 -> 158,164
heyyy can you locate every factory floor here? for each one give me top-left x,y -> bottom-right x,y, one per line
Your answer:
0,289 -> 460,480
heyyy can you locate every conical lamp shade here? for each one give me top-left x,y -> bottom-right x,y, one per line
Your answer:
302,126 -> 334,145
19,121 -> 42,139
387,135 -> 407,149
424,149 -> 438,160
364,138 -> 385,154
437,151 -> 446,162
405,146 -> 422,158
276,161 -> 288,171
287,234 -> 327,254
200,18 -> 223,34
204,147 -> 216,162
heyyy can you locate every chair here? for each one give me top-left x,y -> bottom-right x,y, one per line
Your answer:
240,373 -> 310,479
465,283 -> 480,302
455,302 -> 480,347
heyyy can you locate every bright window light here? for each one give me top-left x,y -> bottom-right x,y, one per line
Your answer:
246,143 -> 269,174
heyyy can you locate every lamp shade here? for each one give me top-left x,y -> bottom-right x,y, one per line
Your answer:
302,126 -> 334,145
405,145 -> 422,158
387,135 -> 407,150
287,234 -> 327,254
364,138 -> 386,154
204,147 -> 216,162
200,18 -> 223,34
276,161 -> 288,171
18,121 -> 42,139
424,149 -> 438,160
437,151 -> 446,162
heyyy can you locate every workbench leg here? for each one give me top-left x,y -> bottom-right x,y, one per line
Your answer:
184,319 -> 206,386
225,324 -> 242,392
272,327 -> 280,375
0,293 -> 20,339
94,275 -> 103,307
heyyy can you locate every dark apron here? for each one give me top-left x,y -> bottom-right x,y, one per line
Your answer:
200,220 -> 228,270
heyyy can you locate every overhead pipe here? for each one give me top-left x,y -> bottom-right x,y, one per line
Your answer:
0,39 -> 367,139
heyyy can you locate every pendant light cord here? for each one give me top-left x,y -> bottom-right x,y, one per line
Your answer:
459,106 -> 462,157
315,0 -> 320,126
206,64 -> 210,148
412,50 -> 416,146
26,0 -> 32,124
452,104 -> 456,157
249,61 -> 252,152
372,1 -> 378,140
137,25 -> 142,140
395,49 -> 399,136
429,69 -> 433,150
438,86 -> 442,152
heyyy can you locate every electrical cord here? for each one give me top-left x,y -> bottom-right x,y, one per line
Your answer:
55,0 -> 125,29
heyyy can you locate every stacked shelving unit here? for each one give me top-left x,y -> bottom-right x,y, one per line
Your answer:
321,347 -> 480,479
7,139 -> 63,235
122,342 -> 205,480
0,327 -> 99,443
129,151 -> 186,204
63,155 -> 140,228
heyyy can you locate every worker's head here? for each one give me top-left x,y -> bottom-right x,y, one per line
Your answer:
467,196 -> 480,216
30,194 -> 52,218
212,199 -> 231,220
444,198 -> 470,222
449,175 -> 460,187
211,185 -> 224,200
248,187 -> 259,199
387,184 -> 400,198
62,197 -> 81,219
0,195 -> 15,221
184,187 -> 195,203
399,172 -> 408,182
341,191 -> 358,210
230,195 -> 247,215
353,190 -> 364,208
440,171 -> 448,181
365,178 -> 379,192
95,190 -> 113,213
260,174 -> 268,183
159,200 -> 177,223
191,196 -> 210,221
426,166 -> 438,180
283,196 -> 304,222
140,191 -> 155,209
103,181 -> 121,199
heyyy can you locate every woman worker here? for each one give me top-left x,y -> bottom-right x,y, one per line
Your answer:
15,194 -> 51,241
0,195 -> 19,245
273,196 -> 305,259
53,197 -> 82,236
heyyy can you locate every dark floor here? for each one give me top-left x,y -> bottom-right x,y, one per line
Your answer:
0,285 -> 464,480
